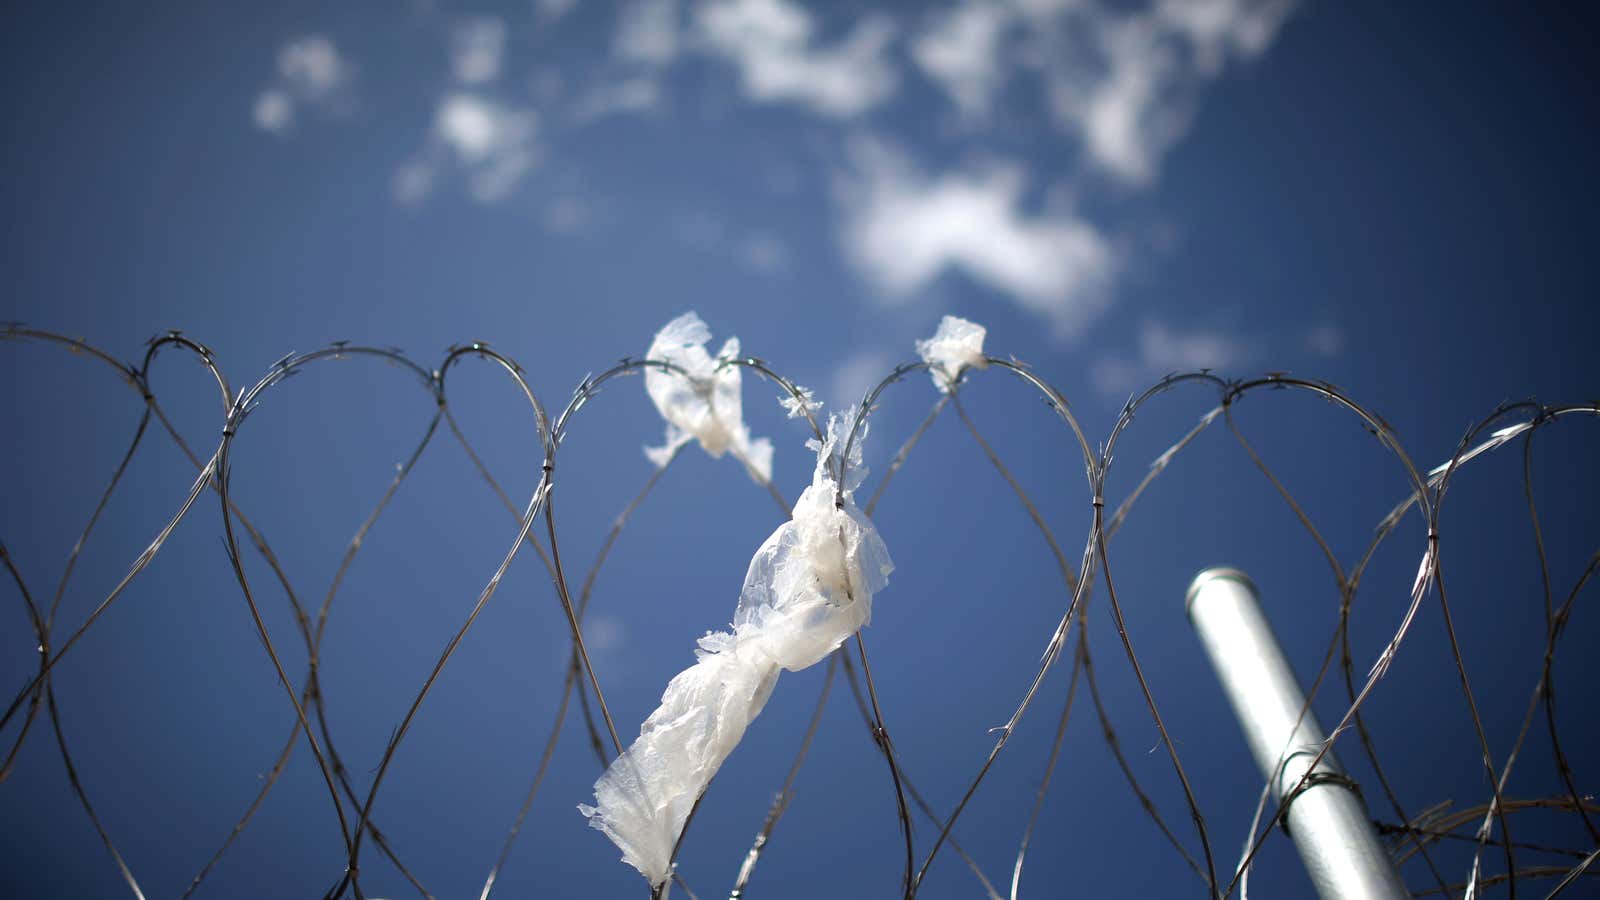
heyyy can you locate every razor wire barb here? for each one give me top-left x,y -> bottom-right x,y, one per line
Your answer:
2,323 -> 1598,899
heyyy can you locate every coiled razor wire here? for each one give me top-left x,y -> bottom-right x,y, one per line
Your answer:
1,323 -> 1596,899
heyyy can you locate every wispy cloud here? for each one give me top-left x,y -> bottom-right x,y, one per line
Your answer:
253,2 -> 1298,335
450,17 -> 507,85
1157,0 -> 1296,69
395,94 -> 541,205
695,0 -> 899,118
836,138 -> 1117,338
1090,318 -> 1247,397
252,34 -> 354,136
1034,0 -> 1297,184
252,90 -> 293,134
911,2 -> 1012,120
278,34 -> 349,103
906,0 -> 1297,184
536,0 -> 580,23
571,77 -> 663,124
616,0 -> 681,66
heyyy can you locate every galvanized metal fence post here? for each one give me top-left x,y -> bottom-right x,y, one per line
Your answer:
1186,567 -> 1409,900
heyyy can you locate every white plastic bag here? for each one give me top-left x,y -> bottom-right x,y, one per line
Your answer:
643,312 -> 774,483
915,315 -> 988,392
581,411 -> 892,889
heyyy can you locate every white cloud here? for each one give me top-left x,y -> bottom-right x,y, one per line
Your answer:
450,17 -> 507,84
1139,317 -> 1243,370
439,94 -> 539,201
901,1 -> 1299,182
837,138 -> 1117,338
252,89 -> 293,135
695,0 -> 899,118
1156,0 -> 1296,71
536,0 -> 580,22
1090,318 -> 1246,396
395,93 -> 541,206
911,2 -> 1013,119
392,158 -> 436,206
278,35 -> 348,102
252,34 -> 354,135
437,94 -> 505,161
1033,0 -> 1296,184
571,77 -> 662,124
1065,17 -> 1185,185
616,0 -> 680,66
253,1 -> 1297,345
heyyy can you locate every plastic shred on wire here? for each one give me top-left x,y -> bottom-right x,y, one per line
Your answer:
779,385 -> 820,420
580,410 -> 893,890
642,312 -> 774,483
915,314 -> 988,393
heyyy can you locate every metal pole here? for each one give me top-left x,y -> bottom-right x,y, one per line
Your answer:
1186,567 -> 1408,900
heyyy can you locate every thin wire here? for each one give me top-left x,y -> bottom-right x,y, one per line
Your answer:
5,326 -> 1598,900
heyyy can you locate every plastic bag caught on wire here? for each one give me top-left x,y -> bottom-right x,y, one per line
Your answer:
916,315 -> 988,392
643,312 -> 774,483
580,410 -> 892,890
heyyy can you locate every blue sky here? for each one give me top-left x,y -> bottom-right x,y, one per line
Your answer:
2,1 -> 1598,898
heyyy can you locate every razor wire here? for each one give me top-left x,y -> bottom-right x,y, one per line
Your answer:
1,323 -> 1596,899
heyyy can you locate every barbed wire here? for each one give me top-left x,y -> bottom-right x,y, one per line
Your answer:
1,324 -> 1596,899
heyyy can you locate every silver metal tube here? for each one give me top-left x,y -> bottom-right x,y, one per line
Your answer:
1186,567 -> 1408,900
